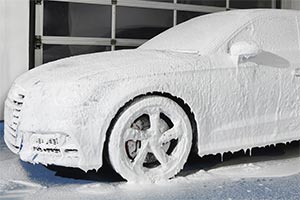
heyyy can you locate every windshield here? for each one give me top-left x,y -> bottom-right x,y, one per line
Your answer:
139,10 -> 249,55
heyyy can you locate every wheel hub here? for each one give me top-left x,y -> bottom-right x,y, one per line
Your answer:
125,114 -> 170,165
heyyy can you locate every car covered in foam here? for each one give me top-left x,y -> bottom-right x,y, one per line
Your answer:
4,9 -> 300,182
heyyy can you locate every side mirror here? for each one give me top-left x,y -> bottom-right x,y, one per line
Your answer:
230,41 -> 261,65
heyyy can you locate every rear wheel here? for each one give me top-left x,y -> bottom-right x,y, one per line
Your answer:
108,96 -> 193,182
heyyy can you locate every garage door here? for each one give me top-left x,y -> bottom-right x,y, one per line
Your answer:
30,0 -> 280,68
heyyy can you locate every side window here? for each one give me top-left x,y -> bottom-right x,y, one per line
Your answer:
228,16 -> 298,52
252,16 -> 298,51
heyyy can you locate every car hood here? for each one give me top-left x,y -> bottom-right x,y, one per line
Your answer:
15,49 -> 205,89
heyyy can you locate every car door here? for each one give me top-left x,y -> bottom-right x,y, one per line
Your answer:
248,14 -> 300,144
205,19 -> 259,151
206,53 -> 257,152
207,14 -> 300,151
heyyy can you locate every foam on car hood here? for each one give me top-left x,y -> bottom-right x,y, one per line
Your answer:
15,49 -> 204,89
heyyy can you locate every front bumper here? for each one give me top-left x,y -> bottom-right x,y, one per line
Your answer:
3,85 -> 81,168
4,129 -> 81,169
4,81 -> 110,172
17,131 -> 80,168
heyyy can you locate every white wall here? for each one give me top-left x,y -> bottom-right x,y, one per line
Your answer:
0,0 -> 29,120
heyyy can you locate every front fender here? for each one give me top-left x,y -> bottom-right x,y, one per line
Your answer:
95,73 -> 205,169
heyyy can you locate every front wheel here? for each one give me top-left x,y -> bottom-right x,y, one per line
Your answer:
108,96 -> 193,182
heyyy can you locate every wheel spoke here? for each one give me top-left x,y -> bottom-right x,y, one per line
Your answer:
159,122 -> 183,144
132,140 -> 149,169
124,128 -> 150,141
149,111 -> 161,133
151,145 -> 169,166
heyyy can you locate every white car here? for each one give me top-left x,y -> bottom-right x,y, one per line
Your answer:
4,9 -> 300,182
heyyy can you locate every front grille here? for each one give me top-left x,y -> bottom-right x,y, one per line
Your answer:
4,86 -> 26,151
